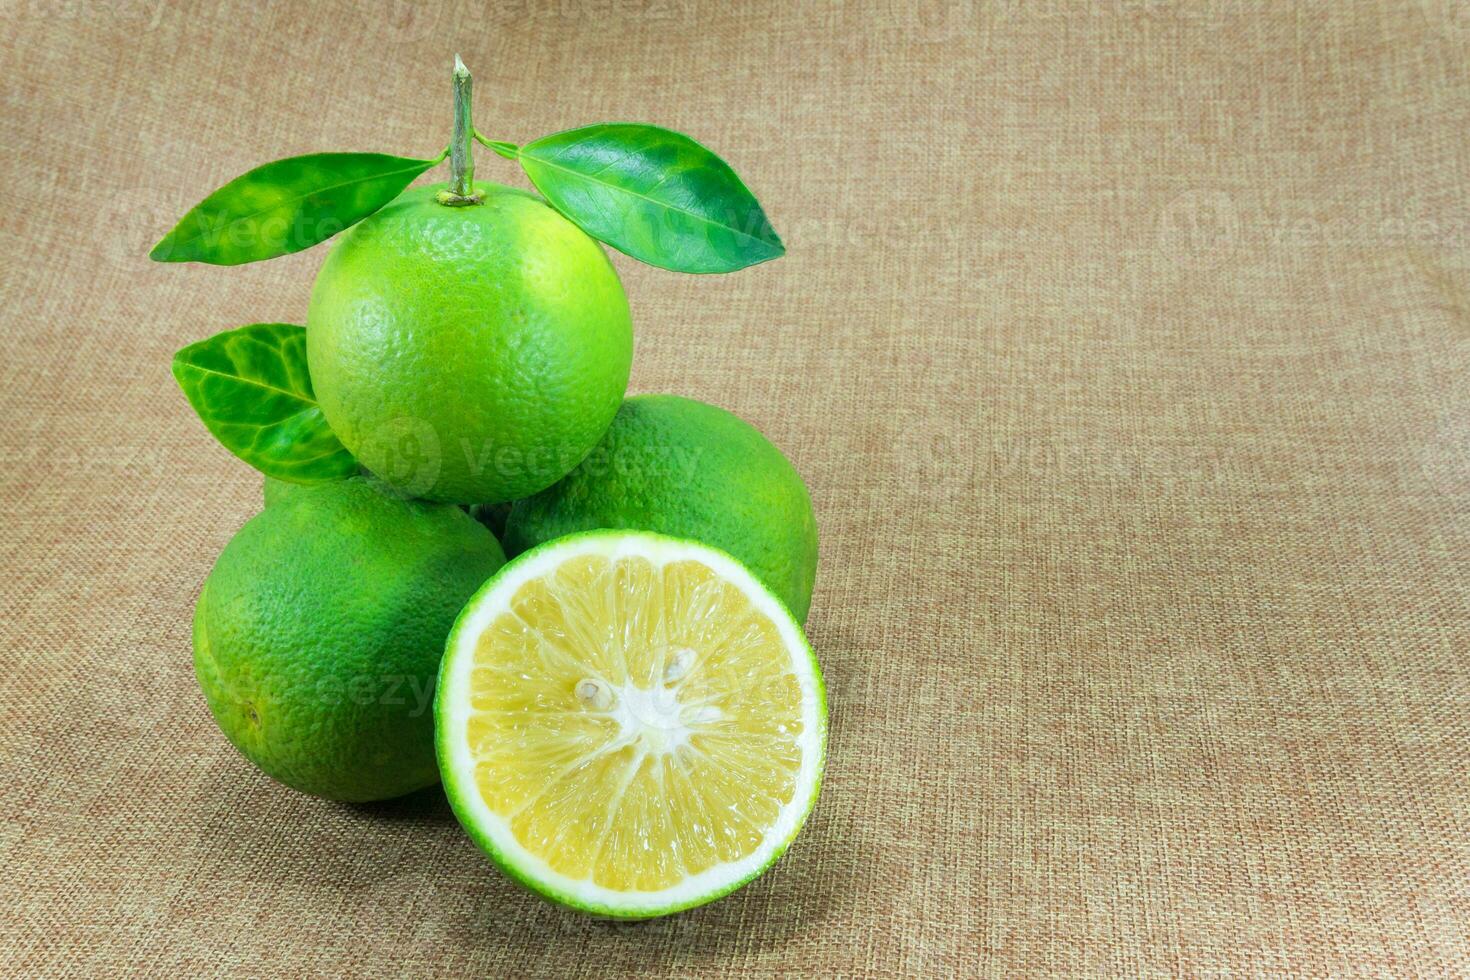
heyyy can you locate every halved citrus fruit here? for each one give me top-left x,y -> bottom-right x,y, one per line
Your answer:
435,530 -> 827,918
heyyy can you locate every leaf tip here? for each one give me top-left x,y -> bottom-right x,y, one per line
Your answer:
454,53 -> 468,77
168,346 -> 194,386
148,234 -> 178,262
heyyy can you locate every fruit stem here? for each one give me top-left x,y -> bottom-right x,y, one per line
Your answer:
438,54 -> 481,206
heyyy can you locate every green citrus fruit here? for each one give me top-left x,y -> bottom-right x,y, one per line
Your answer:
436,530 -> 827,917
193,477 -> 506,801
261,474 -> 313,507
502,395 -> 819,621
306,182 -> 634,504
466,500 -> 512,539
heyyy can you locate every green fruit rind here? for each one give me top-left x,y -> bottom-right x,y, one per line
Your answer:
307,182 -> 633,505
504,395 -> 819,621
195,477 -> 506,802
435,530 -> 827,919
261,474 -> 305,507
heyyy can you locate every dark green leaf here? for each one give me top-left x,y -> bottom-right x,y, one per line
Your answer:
150,152 -> 440,265
517,124 -> 783,274
172,323 -> 357,482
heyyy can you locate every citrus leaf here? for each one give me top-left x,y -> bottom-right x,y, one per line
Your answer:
172,323 -> 357,482
150,152 -> 439,265
516,124 -> 784,274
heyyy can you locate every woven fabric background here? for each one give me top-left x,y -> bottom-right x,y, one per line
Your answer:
5,0 -> 1470,975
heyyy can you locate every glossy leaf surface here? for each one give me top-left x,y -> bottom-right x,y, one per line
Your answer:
172,323 -> 356,482
517,124 -> 783,273
150,152 -> 438,265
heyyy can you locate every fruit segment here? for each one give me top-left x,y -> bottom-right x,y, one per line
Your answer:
461,554 -> 807,893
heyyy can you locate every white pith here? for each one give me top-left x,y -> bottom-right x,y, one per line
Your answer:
439,533 -> 825,915
588,673 -> 716,754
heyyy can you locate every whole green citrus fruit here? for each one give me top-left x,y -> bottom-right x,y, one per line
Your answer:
193,477 -> 506,801
306,182 -> 633,504
502,394 -> 819,621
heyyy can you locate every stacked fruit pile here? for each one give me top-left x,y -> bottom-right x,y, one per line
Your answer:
154,59 -> 825,918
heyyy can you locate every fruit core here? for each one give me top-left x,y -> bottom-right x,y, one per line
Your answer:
574,649 -> 725,754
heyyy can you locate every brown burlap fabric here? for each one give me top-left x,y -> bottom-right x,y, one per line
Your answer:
5,1 -> 1470,975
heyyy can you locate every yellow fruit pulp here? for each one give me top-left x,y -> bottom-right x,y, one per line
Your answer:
462,553 -> 806,893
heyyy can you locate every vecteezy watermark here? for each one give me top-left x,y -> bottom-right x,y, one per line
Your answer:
2,0 -> 171,30
1157,189 -> 1240,253
196,648 -> 815,724
203,671 -> 439,718
898,430 -> 1238,493
105,187 -> 183,269
358,416 -> 443,500
494,0 -> 690,24
1155,193 -> 1470,256
3,443 -> 171,480
986,0 -> 1277,25
314,671 -> 438,716
353,0 -> 443,43
456,440 -> 589,494
0,0 -> 424,34
1420,406 -> 1470,492
1417,0 -> 1470,39
889,0 -> 1229,45
145,207 -> 350,263
900,0 -> 976,43
353,415 -> 707,500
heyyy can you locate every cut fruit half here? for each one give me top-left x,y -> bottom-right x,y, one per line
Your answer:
435,530 -> 827,918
